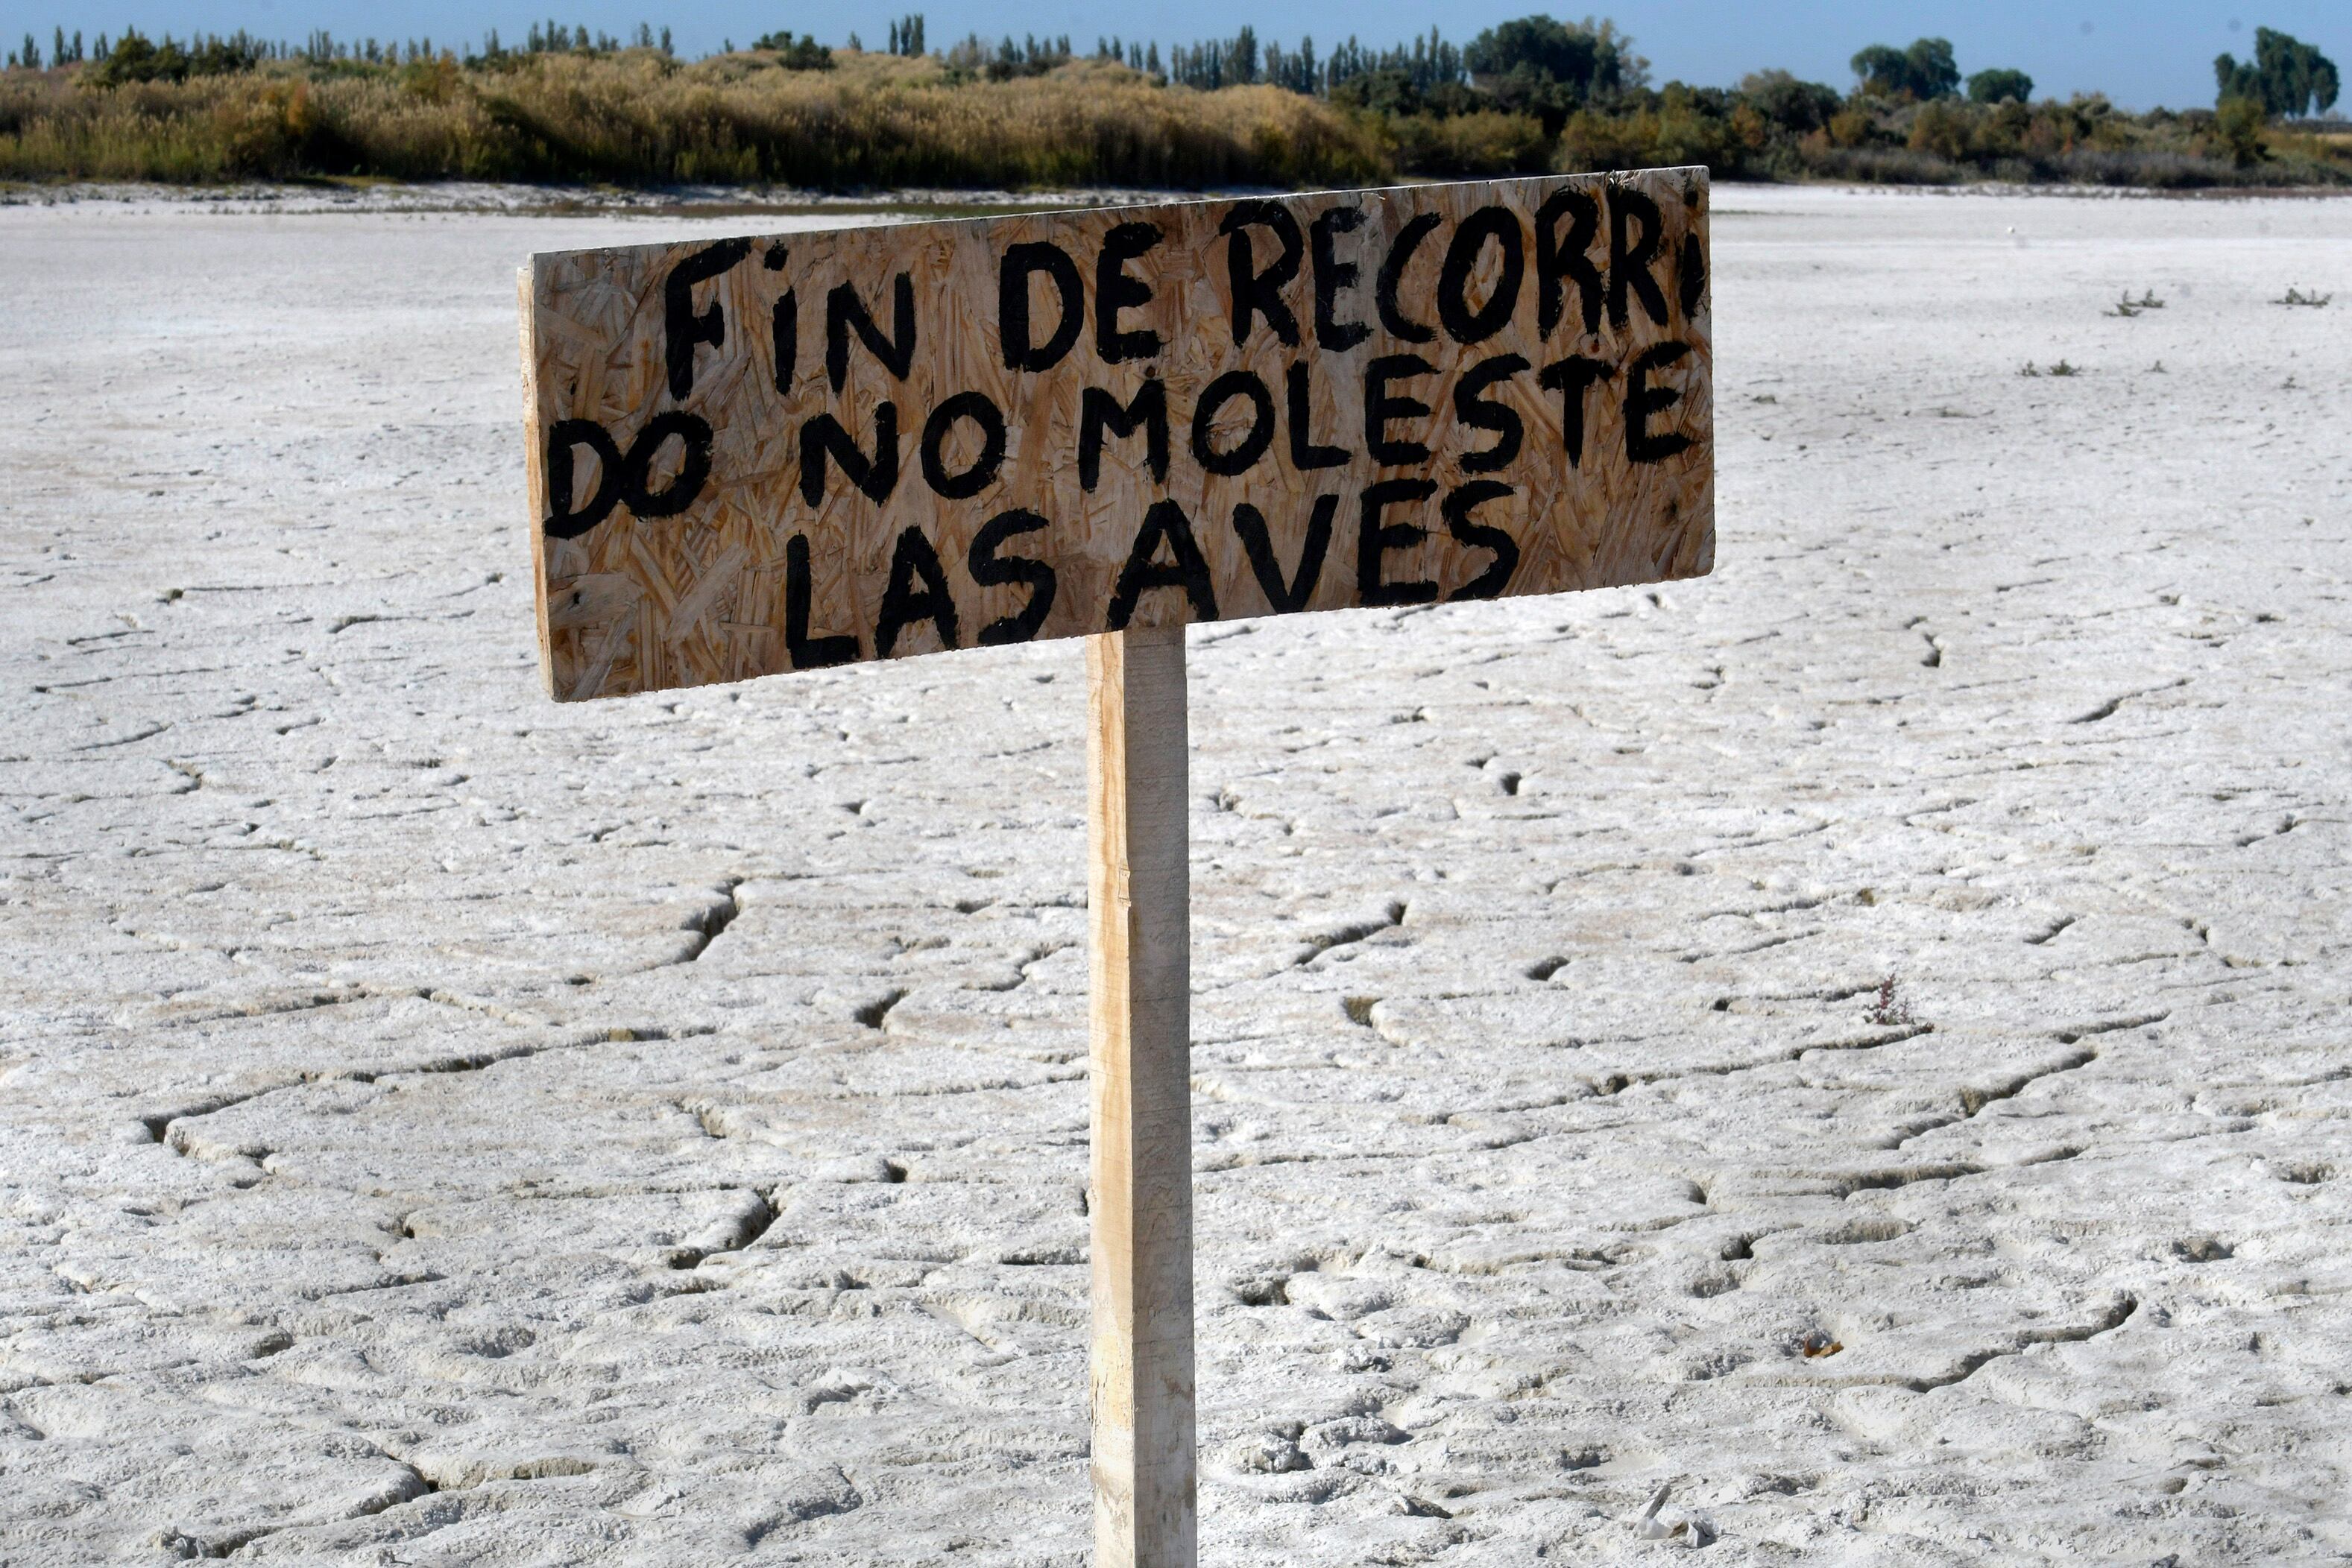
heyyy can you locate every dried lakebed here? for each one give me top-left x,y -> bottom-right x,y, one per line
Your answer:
1,186 -> 2348,1564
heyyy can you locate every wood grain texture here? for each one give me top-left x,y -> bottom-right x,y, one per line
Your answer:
523,170 -> 1713,701
1086,624 -> 1195,1568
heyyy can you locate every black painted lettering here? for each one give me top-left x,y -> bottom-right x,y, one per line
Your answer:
1232,495 -> 1337,613
1443,480 -> 1519,599
1191,370 -> 1276,478
618,411 -> 713,519
1220,200 -> 1303,348
1107,499 -> 1218,628
663,238 -> 751,401
826,273 -> 916,393
969,508 -> 1059,645
1078,379 -> 1170,490
764,243 -> 796,393
1363,355 -> 1434,467
1625,341 -> 1694,464
874,526 -> 960,656
1534,189 -> 1602,338
1607,186 -> 1669,330
799,404 -> 900,505
1311,206 -> 1371,352
770,289 -> 798,393
1286,362 -> 1347,471
919,391 -> 1007,500
1096,222 -> 1164,365
1437,206 -> 1525,346
1453,353 -> 1528,474
1375,213 -> 1441,344
1679,230 -> 1706,320
786,534 -> 860,668
1357,478 -> 1439,607
543,420 -> 623,540
999,241 -> 1084,372
1538,355 -> 1614,467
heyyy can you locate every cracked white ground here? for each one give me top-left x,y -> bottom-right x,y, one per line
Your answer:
1,186 -> 2348,1565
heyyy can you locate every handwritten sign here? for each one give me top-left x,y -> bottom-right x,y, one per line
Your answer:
522,170 -> 1713,701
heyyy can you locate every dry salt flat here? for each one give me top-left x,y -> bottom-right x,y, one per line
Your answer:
1,182 -> 2348,1567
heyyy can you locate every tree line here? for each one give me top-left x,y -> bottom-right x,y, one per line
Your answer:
9,13 -> 2339,125
1,13 -> 2343,192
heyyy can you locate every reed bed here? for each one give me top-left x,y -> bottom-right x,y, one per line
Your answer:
2,48 -> 2347,191
0,54 -> 1390,186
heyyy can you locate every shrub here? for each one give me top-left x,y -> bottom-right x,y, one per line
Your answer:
1384,107 -> 1548,174
1826,104 -> 1876,148
1738,69 -> 1839,133
747,32 -> 833,72
1556,84 -> 1739,174
78,27 -> 262,86
2214,95 -> 2266,165
1907,99 -> 1971,159
1967,67 -> 2032,105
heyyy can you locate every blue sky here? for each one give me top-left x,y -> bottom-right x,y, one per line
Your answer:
5,0 -> 2344,110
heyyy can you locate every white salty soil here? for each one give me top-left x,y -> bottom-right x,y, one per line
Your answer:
1,186 -> 2348,1566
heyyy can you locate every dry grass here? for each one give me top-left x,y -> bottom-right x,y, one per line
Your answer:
3,48 -> 2348,192
1381,110 -> 1549,177
0,51 -> 1391,187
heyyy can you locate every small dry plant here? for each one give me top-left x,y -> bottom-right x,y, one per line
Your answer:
2273,286 -> 2332,308
2105,288 -> 2166,317
1867,974 -> 1916,1026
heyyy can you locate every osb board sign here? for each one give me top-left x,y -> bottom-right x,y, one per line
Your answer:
522,168 -> 1712,701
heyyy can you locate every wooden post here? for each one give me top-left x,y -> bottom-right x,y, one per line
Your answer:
1087,622 -> 1197,1568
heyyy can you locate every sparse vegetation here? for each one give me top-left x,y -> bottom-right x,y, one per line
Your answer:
2272,286 -> 2332,307
0,13 -> 2348,189
1866,976 -> 1916,1026
2105,289 -> 2165,317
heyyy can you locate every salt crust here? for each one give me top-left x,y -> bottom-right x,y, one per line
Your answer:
1,185 -> 2348,1564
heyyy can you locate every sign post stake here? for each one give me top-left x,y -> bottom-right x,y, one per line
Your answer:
1085,621 -> 1197,1568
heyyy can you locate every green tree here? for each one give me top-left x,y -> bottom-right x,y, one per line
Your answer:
1966,66 -> 2032,104
2213,28 -> 2339,117
87,28 -> 187,84
1850,37 -> 1959,99
1738,69 -> 1840,132
1463,15 -> 1641,103
749,30 -> 834,69
1850,44 -> 1906,96
1904,37 -> 1960,97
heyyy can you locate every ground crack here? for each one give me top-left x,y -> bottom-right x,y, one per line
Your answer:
1903,1297 -> 2139,1391
674,878 -> 744,964
1295,900 -> 1409,967
136,1023 -> 704,1149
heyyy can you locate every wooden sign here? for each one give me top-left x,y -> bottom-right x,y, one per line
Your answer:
522,171 -> 1713,701
518,171 -> 1715,1568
